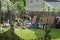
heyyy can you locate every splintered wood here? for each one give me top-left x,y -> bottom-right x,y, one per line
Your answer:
41,16 -> 48,24
32,16 -> 37,24
41,15 -> 55,25
48,16 -> 55,24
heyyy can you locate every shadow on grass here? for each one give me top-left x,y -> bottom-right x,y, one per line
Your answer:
0,28 -> 60,40
30,29 -> 45,40
0,28 -> 23,40
31,29 -> 60,40
50,29 -> 60,39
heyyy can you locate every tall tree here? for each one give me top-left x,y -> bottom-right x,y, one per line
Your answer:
10,0 -> 18,3
0,0 -> 1,23
10,0 -> 26,11
1,0 -> 17,13
23,0 -> 26,6
0,0 -> 1,13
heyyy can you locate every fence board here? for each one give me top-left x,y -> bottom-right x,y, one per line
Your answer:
32,16 -> 37,24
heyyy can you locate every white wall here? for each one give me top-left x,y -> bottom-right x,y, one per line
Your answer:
26,0 -> 45,11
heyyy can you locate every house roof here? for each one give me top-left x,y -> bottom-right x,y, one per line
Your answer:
46,2 -> 60,8
45,0 -> 60,8
45,0 -> 60,2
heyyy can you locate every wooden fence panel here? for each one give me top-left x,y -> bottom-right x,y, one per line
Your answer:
41,15 -> 55,25
41,16 -> 48,24
48,16 -> 55,24
32,16 -> 37,24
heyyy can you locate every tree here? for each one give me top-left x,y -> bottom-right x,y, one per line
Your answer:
0,0 -> 1,11
1,0 -> 16,13
0,0 -> 1,23
0,0 -> 1,13
23,0 -> 26,6
10,0 -> 18,3
10,0 -> 26,11
1,0 -> 26,20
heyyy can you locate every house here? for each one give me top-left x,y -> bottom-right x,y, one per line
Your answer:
26,0 -> 60,12
25,0 -> 45,11
45,0 -> 60,9
25,0 -> 56,29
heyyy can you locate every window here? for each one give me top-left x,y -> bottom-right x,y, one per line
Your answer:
36,0 -> 38,2
30,0 -> 33,3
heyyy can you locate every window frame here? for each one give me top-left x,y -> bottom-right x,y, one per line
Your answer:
30,0 -> 33,3
36,0 -> 38,2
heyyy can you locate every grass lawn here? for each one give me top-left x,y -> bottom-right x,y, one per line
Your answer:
51,29 -> 60,40
0,28 -> 60,40
14,29 -> 60,40
15,29 -> 45,40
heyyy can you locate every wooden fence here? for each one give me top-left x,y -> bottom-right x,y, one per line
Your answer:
27,11 -> 55,25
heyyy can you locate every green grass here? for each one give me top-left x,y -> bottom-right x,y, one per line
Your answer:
14,29 -> 60,40
51,29 -> 60,40
0,28 -> 60,40
15,29 -> 45,40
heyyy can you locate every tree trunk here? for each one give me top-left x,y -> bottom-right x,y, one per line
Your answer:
0,0 -> 1,24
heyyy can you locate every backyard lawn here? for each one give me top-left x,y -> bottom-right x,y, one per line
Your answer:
14,29 -> 60,40
15,29 -> 45,40
0,28 -> 60,40
51,29 -> 60,40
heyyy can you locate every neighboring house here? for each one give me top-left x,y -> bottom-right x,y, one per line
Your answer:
26,0 -> 60,12
25,0 -> 45,11
45,1 -> 54,9
45,0 -> 60,2
45,0 -> 60,9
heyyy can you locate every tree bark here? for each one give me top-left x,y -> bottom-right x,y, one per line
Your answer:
0,0 -> 1,23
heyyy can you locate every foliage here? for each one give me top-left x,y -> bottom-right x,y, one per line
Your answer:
1,0 -> 25,13
10,0 -> 26,11
15,0 -> 25,11
1,0 -> 17,13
